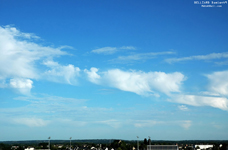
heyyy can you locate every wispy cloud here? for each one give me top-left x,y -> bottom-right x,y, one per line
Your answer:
96,119 -> 122,128
206,70 -> 228,96
84,68 -> 185,97
133,120 -> 192,130
10,78 -> 33,95
166,70 -> 228,111
43,60 -> 80,85
0,25 -> 77,94
12,117 -> 50,127
170,94 -> 228,111
179,120 -> 192,130
166,52 -> 228,63
109,51 -> 175,63
178,105 -> 189,111
91,46 -> 136,55
134,120 -> 161,127
84,67 -> 101,84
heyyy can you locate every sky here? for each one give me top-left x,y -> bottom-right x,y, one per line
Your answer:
0,0 -> 228,141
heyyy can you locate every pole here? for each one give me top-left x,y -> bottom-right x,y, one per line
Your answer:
70,137 -> 72,150
48,137 -> 51,150
137,136 -> 139,150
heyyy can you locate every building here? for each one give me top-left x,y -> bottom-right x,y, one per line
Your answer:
147,145 -> 179,150
195,145 -> 213,150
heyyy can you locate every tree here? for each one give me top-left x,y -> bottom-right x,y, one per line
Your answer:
221,143 -> 227,150
144,139 -> 148,145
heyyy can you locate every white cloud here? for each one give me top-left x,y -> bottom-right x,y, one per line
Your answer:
97,119 -> 121,128
91,47 -> 118,55
166,52 -> 228,63
116,51 -> 175,62
206,70 -> 228,96
13,117 -> 49,127
179,120 -> 192,129
10,78 -> 33,95
55,118 -> 87,127
133,120 -> 191,129
119,46 -> 136,50
0,25 -> 79,92
43,60 -> 80,85
91,46 -> 136,55
0,25 -> 67,80
170,94 -> 228,111
178,105 -> 189,111
84,67 -> 100,84
134,120 -> 161,127
85,68 -> 185,97
167,70 -> 228,111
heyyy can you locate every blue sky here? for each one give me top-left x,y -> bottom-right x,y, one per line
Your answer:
0,0 -> 228,141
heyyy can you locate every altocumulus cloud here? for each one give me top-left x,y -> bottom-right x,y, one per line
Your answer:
0,25 -> 79,94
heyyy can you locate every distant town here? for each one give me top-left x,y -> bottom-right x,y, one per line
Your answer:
0,139 -> 228,150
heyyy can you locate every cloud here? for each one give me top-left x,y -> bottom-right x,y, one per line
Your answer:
166,52 -> 228,63
91,46 -> 136,55
10,78 -> 33,95
179,120 -> 192,130
134,120 -> 161,127
206,70 -> 228,96
170,94 -> 228,111
133,120 -> 191,129
91,47 -> 117,55
85,68 -> 185,97
97,119 -> 121,128
0,25 -> 67,80
43,60 -> 80,85
84,67 -> 100,84
12,117 -> 49,127
178,105 -> 189,111
167,70 -> 228,111
0,25 -> 78,93
116,51 -> 175,62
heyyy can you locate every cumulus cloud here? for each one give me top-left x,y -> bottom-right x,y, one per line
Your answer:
0,25 -> 79,93
10,78 -> 33,95
166,52 -> 228,63
0,25 -> 67,80
43,60 -> 80,85
85,68 -> 185,97
170,94 -> 228,111
84,67 -> 100,84
167,70 -> 228,111
206,70 -> 228,96
13,117 -> 49,127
